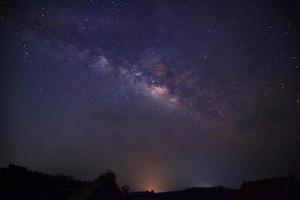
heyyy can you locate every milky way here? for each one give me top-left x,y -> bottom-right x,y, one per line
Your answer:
1,0 -> 300,191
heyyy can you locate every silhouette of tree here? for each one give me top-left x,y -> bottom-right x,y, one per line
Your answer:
121,185 -> 130,195
96,169 -> 116,183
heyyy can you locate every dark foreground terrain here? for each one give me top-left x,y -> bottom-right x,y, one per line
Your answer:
1,164 -> 300,200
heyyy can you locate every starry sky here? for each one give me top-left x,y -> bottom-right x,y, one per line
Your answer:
1,0 -> 300,192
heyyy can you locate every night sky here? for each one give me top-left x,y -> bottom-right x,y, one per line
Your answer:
1,0 -> 300,192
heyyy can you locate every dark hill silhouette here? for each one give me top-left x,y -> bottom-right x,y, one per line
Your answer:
130,186 -> 237,200
157,186 -> 237,200
1,164 -> 300,200
67,170 -> 126,200
0,164 -> 127,200
130,191 -> 157,200
130,177 -> 300,200
0,164 -> 83,199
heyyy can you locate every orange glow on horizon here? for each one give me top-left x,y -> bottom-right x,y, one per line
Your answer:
142,177 -> 163,192
137,162 -> 167,192
144,182 -> 160,192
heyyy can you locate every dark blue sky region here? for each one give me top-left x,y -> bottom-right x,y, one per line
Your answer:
1,0 -> 300,191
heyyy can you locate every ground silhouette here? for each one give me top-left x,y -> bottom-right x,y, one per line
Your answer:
1,164 -> 299,200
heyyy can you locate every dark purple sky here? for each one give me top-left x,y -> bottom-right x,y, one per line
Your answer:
1,0 -> 300,192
